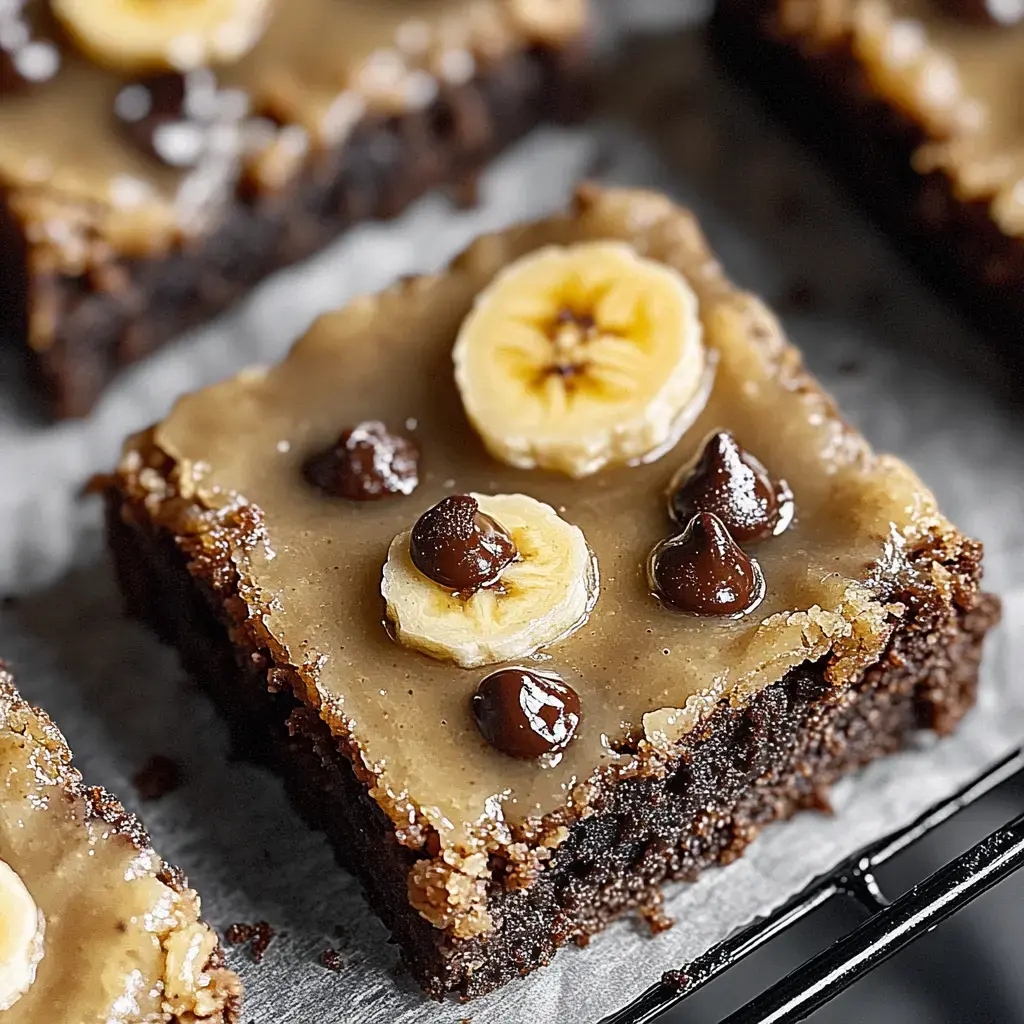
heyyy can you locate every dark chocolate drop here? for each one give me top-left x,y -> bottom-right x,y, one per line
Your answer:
303,421 -> 419,501
472,668 -> 580,759
668,430 -> 793,543
410,495 -> 516,592
941,0 -> 1024,24
650,512 -> 765,617
0,4 -> 61,94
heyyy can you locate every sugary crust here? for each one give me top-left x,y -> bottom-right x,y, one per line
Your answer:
99,186 -> 999,970
0,665 -> 242,1024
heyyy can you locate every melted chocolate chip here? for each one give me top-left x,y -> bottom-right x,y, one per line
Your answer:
410,495 -> 516,592
472,668 -> 580,759
114,73 -> 191,166
942,0 -> 1024,24
668,431 -> 793,543
650,512 -> 766,617
0,4 -> 61,94
303,421 -> 419,501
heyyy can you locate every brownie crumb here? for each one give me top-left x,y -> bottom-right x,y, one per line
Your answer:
226,921 -> 275,962
777,277 -> 819,313
639,903 -> 675,935
0,595 -> 18,609
662,969 -> 688,991
320,948 -> 346,972
132,755 -> 184,801
448,176 -> 481,210
837,358 -> 862,376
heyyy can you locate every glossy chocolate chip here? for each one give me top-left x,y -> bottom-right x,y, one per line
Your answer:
650,512 -> 766,617
114,73 -> 192,166
303,421 -> 419,501
942,0 -> 1024,23
0,4 -> 61,94
472,668 -> 580,759
668,431 -> 793,543
410,495 -> 517,592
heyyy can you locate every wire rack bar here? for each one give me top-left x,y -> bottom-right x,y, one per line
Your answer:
722,810 -> 1024,1024
603,747 -> 1024,1024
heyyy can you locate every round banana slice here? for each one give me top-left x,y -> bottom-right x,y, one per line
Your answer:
52,0 -> 274,73
0,859 -> 45,1011
453,242 -> 708,478
381,493 -> 598,669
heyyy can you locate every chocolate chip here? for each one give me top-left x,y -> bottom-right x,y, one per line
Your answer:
942,0 -> 1024,24
410,495 -> 516,592
650,512 -> 766,617
303,421 -> 419,501
0,4 -> 61,94
114,73 -> 192,166
668,431 -> 793,543
472,668 -> 580,759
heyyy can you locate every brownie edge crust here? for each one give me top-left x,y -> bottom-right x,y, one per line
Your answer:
103,450 -> 999,999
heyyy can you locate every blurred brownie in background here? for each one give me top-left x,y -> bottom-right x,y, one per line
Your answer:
713,0 -> 1024,336
0,0 -> 590,418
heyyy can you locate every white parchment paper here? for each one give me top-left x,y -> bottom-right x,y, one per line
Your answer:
1,6 -> 1022,1023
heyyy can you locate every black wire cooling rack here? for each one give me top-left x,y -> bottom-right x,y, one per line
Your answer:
602,747 -> 1024,1024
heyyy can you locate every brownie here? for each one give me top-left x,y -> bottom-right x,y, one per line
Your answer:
102,185 -> 1000,1001
0,663 -> 242,1022
711,0 -> 1024,336
0,0 -> 590,419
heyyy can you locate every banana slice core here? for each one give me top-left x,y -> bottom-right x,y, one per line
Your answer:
453,242 -> 708,478
53,0 -> 275,73
0,859 -> 45,1011
381,493 -> 598,669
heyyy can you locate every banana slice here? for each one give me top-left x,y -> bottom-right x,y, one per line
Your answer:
52,0 -> 274,73
0,859 -> 45,1011
381,493 -> 598,669
453,242 -> 708,478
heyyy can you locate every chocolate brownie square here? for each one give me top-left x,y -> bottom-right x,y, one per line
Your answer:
102,184 -> 999,1000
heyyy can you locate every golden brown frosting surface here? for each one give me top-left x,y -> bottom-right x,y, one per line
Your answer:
147,188 -> 941,862
0,675 -> 236,1022
0,0 -> 584,260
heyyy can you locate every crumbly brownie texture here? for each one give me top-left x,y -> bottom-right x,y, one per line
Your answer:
0,0 -> 589,419
102,186 -> 999,999
711,0 -> 1024,334
0,665 -> 242,1022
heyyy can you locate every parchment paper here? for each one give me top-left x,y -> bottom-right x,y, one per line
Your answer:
1,5 -> 1022,1022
